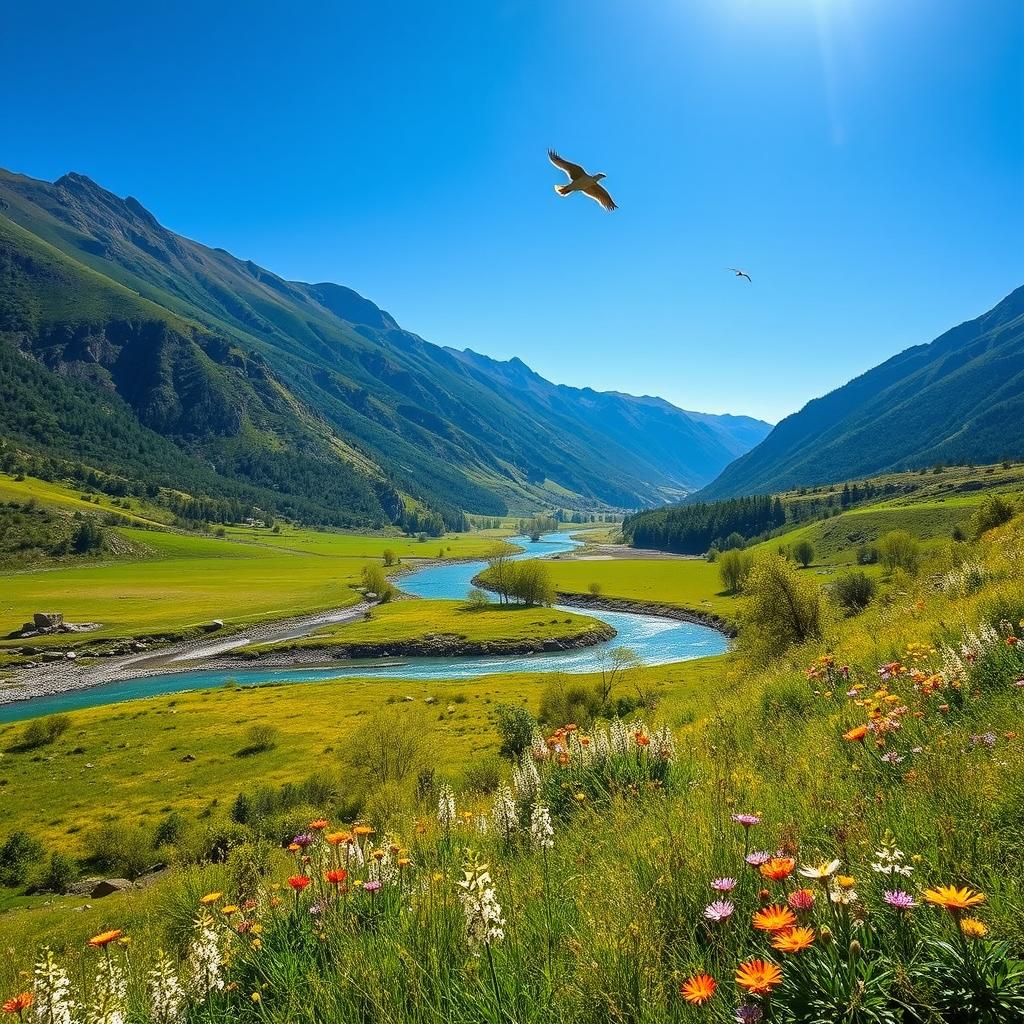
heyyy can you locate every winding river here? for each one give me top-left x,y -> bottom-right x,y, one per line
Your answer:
0,533 -> 727,721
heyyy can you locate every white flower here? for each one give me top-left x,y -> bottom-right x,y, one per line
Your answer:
530,801 -> 554,851
31,948 -> 78,1024
187,912 -> 224,996
512,752 -> 540,797
830,883 -> 858,905
457,854 -> 505,950
147,952 -> 185,1024
490,784 -> 518,840
870,839 -> 913,877
610,719 -> 629,755
651,724 -> 677,762
475,813 -> 489,835
437,784 -> 457,829
86,952 -> 126,1024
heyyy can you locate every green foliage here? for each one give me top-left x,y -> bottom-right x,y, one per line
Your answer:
464,587 -> 490,610
493,703 -> 536,759
718,548 -> 754,593
14,714 -> 70,751
479,558 -> 555,606
40,852 -> 78,894
742,554 -> 823,662
879,530 -> 922,574
361,563 -> 396,602
831,570 -> 878,614
83,822 -> 156,878
0,830 -> 45,886
973,494 -> 1016,537
237,724 -> 280,756
792,537 -> 816,566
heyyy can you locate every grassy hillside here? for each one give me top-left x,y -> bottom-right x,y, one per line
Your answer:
698,284 -> 1024,499
1,505 -> 1023,1021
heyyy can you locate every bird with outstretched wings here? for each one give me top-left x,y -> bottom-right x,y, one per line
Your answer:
548,150 -> 617,211
728,268 -> 752,282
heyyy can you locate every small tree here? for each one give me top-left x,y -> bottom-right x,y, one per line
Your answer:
792,539 -> 815,568
588,581 -> 603,596
382,548 -> 397,567
493,703 -> 536,759
361,564 -> 396,602
719,549 -> 754,594
465,587 -> 490,610
742,555 -> 822,663
972,495 -> 1015,538
878,531 -> 921,574
831,570 -> 877,615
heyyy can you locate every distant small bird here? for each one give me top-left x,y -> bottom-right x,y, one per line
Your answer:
548,150 -> 617,211
728,268 -> 752,282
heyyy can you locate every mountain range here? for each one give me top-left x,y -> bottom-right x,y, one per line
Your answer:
0,167 -> 770,527
696,284 -> 1024,501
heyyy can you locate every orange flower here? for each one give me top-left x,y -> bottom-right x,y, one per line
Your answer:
325,869 -> 347,886
679,973 -> 717,1005
287,875 -> 311,891
752,905 -> 797,933
843,725 -> 869,743
635,731 -> 650,747
735,959 -> 782,994
960,918 -> 988,938
772,926 -> 815,953
353,825 -> 375,837
760,857 -> 796,882
325,831 -> 351,846
923,886 -> 986,912
2,993 -> 33,1015
308,818 -> 329,831
87,929 -> 123,948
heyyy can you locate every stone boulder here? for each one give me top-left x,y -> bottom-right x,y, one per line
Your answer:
91,878 -> 136,898
34,612 -> 64,631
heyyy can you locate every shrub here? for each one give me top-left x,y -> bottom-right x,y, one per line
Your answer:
84,822 -> 155,878
382,548 -> 397,566
856,543 -> 880,565
588,581 -> 602,596
238,723 -> 279,756
154,811 -> 187,848
973,495 -> 1015,538
361,564 -> 396,602
464,587 -> 490,610
459,753 -> 505,794
538,678 -> 602,730
878,531 -> 921,574
40,852 -> 78,893
340,705 -> 434,787
493,703 -> 536,759
831,570 -> 877,614
741,555 -> 823,662
792,538 -> 815,567
15,714 -> 71,751
0,831 -> 45,886
718,548 -> 754,594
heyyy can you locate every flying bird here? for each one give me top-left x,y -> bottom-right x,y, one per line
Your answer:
728,268 -> 752,282
548,150 -> 617,211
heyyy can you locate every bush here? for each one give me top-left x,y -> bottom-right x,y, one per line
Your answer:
973,495 -> 1015,538
340,705 -> 434,787
361,564 -> 396,602
382,548 -> 397,567
831,570 -> 877,614
464,587 -> 490,610
856,543 -> 879,565
459,753 -> 505,794
792,538 -> 815,567
538,678 -> 602,730
0,831 -> 45,886
718,549 -> 754,594
15,714 -> 71,751
493,703 -> 536,759
588,581 -> 602,596
40,852 -> 78,893
741,555 -> 823,662
878,531 -> 921,574
238,723 -> 279,755
154,811 -> 187,848
84,822 -> 155,878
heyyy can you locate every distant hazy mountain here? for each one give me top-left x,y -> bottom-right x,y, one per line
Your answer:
696,286 -> 1024,501
0,167 -> 768,525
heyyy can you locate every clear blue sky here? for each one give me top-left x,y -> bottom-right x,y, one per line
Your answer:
3,1 -> 1021,422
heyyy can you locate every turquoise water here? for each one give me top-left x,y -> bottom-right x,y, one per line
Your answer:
0,534 -> 727,721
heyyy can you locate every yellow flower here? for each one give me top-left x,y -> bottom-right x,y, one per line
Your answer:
199,892 -> 223,905
923,886 -> 986,912
960,918 -> 988,938
221,905 -> 239,915
836,875 -> 856,889
251,993 -> 262,1004
87,930 -> 123,948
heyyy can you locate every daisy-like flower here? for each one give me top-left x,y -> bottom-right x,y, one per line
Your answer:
325,869 -> 347,887
2,993 -> 32,1016
712,877 -> 738,892
799,859 -> 841,880
760,857 -> 796,882
735,959 -> 783,994
844,725 -> 869,743
287,875 -> 310,891
771,926 -> 815,953
680,974 -> 717,1005
731,813 -> 761,828
703,900 -> 735,923
752,905 -> 797,933
960,918 -> 988,938
363,880 -> 382,894
87,930 -> 124,948
745,851 -> 772,867
308,818 -> 329,831
922,885 -> 986,912
788,888 -> 815,912
830,881 -> 858,905
199,892 -> 222,905
883,890 -> 917,910
291,833 -> 315,849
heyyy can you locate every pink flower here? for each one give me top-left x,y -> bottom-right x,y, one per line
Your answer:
364,880 -> 382,894
788,888 -> 815,911
703,900 -> 735,923
745,851 -> 772,867
712,877 -> 738,892
883,890 -> 917,910
731,813 -> 761,828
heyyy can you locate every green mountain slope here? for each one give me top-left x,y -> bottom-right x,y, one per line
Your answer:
696,285 -> 1024,500
0,167 -> 768,521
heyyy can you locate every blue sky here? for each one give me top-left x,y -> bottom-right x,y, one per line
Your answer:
3,0 -> 1021,422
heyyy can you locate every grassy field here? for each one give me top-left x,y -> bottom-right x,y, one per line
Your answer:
544,557 -> 738,617
241,599 -> 610,655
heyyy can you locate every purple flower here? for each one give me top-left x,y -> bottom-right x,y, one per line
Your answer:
970,732 -> 997,749
703,900 -> 735,922
745,851 -> 772,867
712,877 -> 738,892
735,1007 -> 763,1023
880,751 -> 905,765
308,900 -> 327,916
363,880 -> 382,894
292,833 -> 315,849
883,890 -> 917,910
731,813 -> 761,828
1014,679 -> 1024,688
